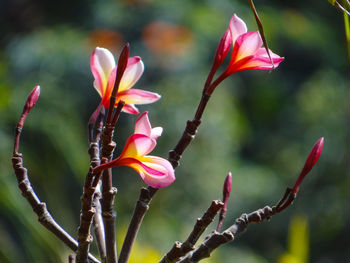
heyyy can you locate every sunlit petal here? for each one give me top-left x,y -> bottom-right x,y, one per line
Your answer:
236,55 -> 284,71
151,127 -> 163,140
134,112 -> 152,136
119,134 -> 156,158
91,47 -> 116,96
117,89 -> 161,105
233,31 -> 262,61
229,14 -> 248,43
119,57 -> 144,92
138,156 -> 175,188
122,103 -> 139,114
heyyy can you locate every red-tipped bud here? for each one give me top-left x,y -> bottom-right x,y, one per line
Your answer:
18,86 -> 41,129
216,172 -> 233,232
205,30 -> 232,90
223,172 -> 232,202
112,43 -> 130,97
292,137 -> 324,194
214,29 -> 232,69
24,85 -> 40,114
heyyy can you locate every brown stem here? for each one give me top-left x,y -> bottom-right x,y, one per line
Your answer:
92,187 -> 106,261
100,124 -> 118,263
119,92 -> 212,263
89,143 -> 106,261
118,188 -> 152,263
159,200 -> 223,263
11,154 -> 100,263
76,142 -> 106,263
69,254 -> 75,263
178,187 -> 299,263
76,169 -> 97,263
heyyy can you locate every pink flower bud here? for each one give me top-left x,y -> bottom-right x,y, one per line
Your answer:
223,172 -> 232,201
214,29 -> 232,70
292,137 -> 324,194
24,86 -> 40,114
112,43 -> 130,98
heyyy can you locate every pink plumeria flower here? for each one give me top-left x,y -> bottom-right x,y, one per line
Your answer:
206,14 -> 284,94
93,112 -> 175,188
91,47 -> 161,114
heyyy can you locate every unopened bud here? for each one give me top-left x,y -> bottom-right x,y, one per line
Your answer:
214,29 -> 232,69
205,30 -> 232,90
112,43 -> 130,98
223,172 -> 232,201
24,86 -> 40,114
292,137 -> 324,194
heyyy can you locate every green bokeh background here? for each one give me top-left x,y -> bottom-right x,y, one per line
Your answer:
1,0 -> 349,262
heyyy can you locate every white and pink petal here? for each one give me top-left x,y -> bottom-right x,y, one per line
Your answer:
229,14 -> 248,43
118,57 -> 144,92
119,134 -> 156,158
117,89 -> 161,105
232,31 -> 262,62
134,112 -> 152,136
91,47 -> 116,96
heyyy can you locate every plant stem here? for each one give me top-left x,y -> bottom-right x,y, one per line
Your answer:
100,125 -> 118,263
159,200 -> 223,263
11,154 -> 100,263
178,187 -> 299,263
88,142 -> 107,261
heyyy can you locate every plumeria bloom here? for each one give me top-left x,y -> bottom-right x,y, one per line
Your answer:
91,47 -> 161,114
206,14 -> 284,94
93,112 -> 175,188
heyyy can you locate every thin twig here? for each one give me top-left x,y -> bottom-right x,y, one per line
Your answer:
159,200 -> 223,263
331,0 -> 350,16
13,88 -> 99,263
248,0 -> 274,68
11,155 -> 100,263
76,143 -> 105,263
178,187 -> 300,263
118,188 -> 152,263
88,142 -> 107,261
100,126 -> 117,263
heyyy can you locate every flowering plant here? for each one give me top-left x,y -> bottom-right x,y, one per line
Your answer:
11,11 -> 324,263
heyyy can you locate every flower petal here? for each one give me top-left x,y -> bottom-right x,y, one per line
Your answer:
119,134 -> 156,158
141,156 -> 175,188
134,112 -> 152,136
101,67 -> 117,108
232,31 -> 262,62
229,14 -> 248,43
235,54 -> 284,72
118,57 -> 144,92
151,127 -> 163,140
122,104 -> 140,114
133,156 -> 175,188
91,47 -> 116,96
117,89 -> 161,105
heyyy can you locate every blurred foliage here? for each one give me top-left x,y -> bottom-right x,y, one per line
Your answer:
278,216 -> 309,263
1,0 -> 350,262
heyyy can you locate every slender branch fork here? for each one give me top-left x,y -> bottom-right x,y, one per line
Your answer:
177,187 -> 299,263
76,43 -> 129,263
12,86 -> 100,263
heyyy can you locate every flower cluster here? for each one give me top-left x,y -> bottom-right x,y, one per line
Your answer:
205,14 -> 284,94
91,14 -> 285,189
